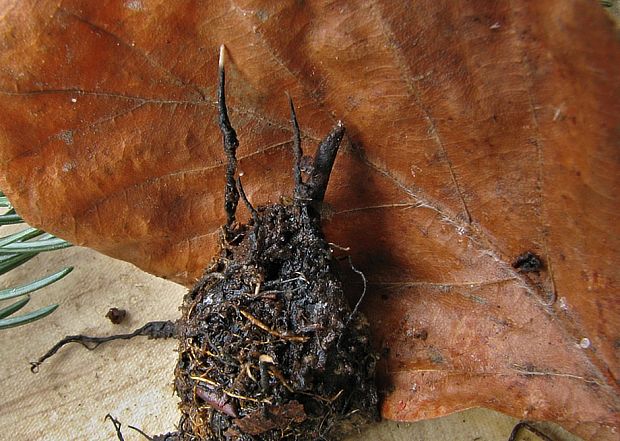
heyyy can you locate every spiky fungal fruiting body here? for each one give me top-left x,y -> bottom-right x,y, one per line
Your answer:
170,46 -> 378,441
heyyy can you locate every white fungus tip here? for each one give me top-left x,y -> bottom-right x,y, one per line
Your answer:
219,44 -> 225,69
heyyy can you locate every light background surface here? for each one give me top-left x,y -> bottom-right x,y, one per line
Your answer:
0,246 -> 582,441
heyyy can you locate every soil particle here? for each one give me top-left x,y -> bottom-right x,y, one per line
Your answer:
106,307 -> 127,324
512,251 -> 544,273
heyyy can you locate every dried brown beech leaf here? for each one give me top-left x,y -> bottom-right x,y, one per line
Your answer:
0,1 -> 618,439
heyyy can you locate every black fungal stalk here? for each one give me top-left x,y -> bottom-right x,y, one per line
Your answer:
31,46 -> 377,440
218,45 -> 240,228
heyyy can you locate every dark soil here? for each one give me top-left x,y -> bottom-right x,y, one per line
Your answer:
512,251 -> 544,273
171,201 -> 378,440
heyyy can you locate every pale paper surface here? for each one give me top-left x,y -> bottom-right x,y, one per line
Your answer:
0,246 -> 582,440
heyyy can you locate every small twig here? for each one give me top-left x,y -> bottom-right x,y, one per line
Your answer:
30,320 -> 177,372
508,421 -> 554,441
105,414 -> 125,441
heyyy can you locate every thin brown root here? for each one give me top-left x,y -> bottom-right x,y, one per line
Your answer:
269,365 -> 295,393
328,242 -> 351,252
345,255 -> 367,325
105,414 -> 125,441
297,388 -> 344,404
30,320 -> 177,373
128,425 -> 155,441
239,309 -> 309,342
223,388 -> 271,404
332,254 -> 368,327
190,375 -> 220,387
237,175 -> 259,223
508,421 -> 554,441
106,414 -> 156,441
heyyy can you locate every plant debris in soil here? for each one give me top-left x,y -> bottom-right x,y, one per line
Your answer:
171,196 -> 378,439
30,46 -> 378,440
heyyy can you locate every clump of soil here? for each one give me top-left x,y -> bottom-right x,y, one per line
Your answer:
170,47 -> 378,441
106,307 -> 127,324
173,202 -> 378,440
512,251 -> 544,273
